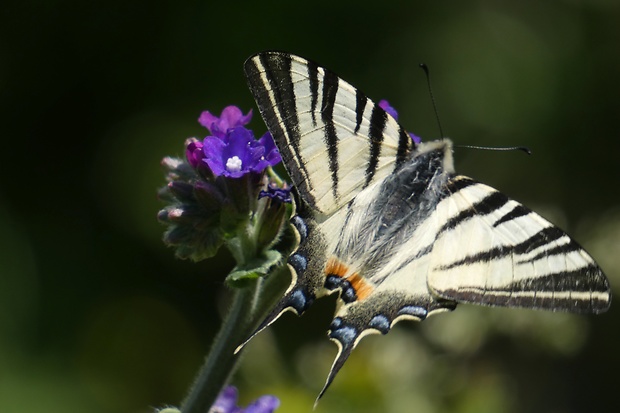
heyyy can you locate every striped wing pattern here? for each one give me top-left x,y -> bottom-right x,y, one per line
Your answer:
427,176 -> 610,312
242,51 -> 611,402
244,51 -> 413,216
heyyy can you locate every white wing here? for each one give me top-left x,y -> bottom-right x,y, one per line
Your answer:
244,51 -> 414,216
427,175 -> 610,314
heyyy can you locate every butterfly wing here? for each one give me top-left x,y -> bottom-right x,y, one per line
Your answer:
244,51 -> 414,216
427,175 -> 611,313
239,51 -> 417,351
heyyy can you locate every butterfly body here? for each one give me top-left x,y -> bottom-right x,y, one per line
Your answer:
242,51 -> 611,399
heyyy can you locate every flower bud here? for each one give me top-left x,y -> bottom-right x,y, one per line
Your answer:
194,180 -> 226,211
167,181 -> 195,203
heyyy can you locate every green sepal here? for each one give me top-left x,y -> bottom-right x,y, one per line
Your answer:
172,229 -> 225,262
268,202 -> 298,258
226,249 -> 283,286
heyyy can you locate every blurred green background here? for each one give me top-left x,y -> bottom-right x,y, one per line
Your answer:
1,1 -> 619,412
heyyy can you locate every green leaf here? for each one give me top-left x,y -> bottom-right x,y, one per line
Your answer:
226,249 -> 283,285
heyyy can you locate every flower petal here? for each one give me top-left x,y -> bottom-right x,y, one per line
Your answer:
220,106 -> 252,128
243,395 -> 280,413
198,111 -> 219,132
378,99 -> 399,120
259,186 -> 292,204
259,132 -> 281,166
211,386 -> 239,413
199,106 -> 253,138
202,136 -> 227,176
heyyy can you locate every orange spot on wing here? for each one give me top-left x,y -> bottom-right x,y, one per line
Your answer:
347,273 -> 374,300
325,257 -> 350,278
325,257 -> 374,301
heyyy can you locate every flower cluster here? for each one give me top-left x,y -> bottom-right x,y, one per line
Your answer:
187,107 -> 281,178
158,106 -> 293,265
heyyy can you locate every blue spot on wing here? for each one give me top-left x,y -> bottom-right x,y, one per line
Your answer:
368,314 -> 390,333
329,322 -> 358,347
289,253 -> 307,272
291,215 -> 308,241
289,289 -> 313,313
397,305 -> 428,319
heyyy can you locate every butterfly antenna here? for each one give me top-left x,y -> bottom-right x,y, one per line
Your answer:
456,144 -> 532,155
419,63 -> 444,138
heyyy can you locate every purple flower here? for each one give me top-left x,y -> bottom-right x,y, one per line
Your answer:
200,127 -> 280,178
211,386 -> 279,413
199,106 -> 253,138
188,106 -> 282,177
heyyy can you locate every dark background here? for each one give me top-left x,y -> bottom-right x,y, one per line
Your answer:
1,1 -> 619,412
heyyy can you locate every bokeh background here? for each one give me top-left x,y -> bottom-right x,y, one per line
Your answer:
1,1 -> 619,412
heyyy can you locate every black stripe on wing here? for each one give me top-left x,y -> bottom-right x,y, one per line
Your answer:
387,175 -> 479,276
354,90 -> 367,134
244,53 -> 315,205
492,204 -> 531,227
437,226 -> 567,271
437,191 -> 510,236
246,51 -> 419,213
519,239 -> 582,264
395,126 -> 412,170
365,105 -> 387,187
320,69 -> 340,200
308,60 -> 319,127
440,264 -> 610,313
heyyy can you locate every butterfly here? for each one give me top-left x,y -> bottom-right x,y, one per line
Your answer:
241,51 -> 611,400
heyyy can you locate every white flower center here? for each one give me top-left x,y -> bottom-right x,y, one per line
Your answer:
226,155 -> 243,172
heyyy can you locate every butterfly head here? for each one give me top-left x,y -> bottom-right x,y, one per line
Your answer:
413,138 -> 455,174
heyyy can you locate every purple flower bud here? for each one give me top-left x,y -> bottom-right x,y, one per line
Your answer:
162,155 -> 197,182
185,138 -> 205,169
167,181 -> 195,203
193,180 -> 226,211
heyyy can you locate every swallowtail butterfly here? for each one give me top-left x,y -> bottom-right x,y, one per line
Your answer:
242,51 -> 611,399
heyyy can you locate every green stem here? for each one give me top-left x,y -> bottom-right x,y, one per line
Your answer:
180,286 -> 253,413
180,265 -> 290,413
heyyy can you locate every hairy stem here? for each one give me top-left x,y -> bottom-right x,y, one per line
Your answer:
180,265 -> 290,413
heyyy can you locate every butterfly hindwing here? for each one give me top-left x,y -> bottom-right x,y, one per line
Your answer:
427,176 -> 611,313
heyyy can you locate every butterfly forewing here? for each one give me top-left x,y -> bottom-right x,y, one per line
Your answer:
244,51 -> 413,216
